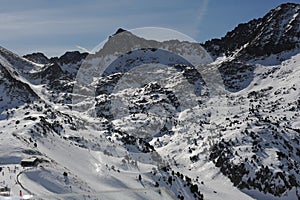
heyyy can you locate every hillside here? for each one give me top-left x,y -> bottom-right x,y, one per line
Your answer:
0,2 -> 300,200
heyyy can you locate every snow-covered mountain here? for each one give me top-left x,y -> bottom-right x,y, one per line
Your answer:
0,2 -> 300,200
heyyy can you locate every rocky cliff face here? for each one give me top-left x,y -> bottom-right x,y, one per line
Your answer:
203,3 -> 300,60
23,52 -> 51,65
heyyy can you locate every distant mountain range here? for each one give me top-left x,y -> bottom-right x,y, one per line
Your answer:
0,2 -> 300,200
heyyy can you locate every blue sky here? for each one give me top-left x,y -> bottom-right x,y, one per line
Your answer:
0,0 -> 298,57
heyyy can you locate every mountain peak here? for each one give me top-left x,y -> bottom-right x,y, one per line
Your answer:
276,2 -> 299,9
203,3 -> 300,60
23,52 -> 50,65
56,51 -> 88,65
113,28 -> 127,36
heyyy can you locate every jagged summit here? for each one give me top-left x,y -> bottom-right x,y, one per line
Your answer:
112,28 -> 127,36
24,51 -> 88,66
53,51 -> 88,65
23,52 -> 51,65
203,3 -> 300,60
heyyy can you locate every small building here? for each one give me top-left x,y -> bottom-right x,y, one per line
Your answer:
21,157 -> 39,167
0,186 -> 10,196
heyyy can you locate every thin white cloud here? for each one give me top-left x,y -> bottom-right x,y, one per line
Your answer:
76,45 -> 91,53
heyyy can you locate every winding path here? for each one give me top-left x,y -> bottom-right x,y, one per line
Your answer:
16,169 -> 33,195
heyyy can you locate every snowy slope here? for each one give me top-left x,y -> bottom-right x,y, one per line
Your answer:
1,51 -> 300,199
1,3 -> 300,200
